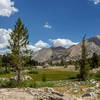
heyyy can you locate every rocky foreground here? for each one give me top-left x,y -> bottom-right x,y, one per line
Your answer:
0,88 -> 99,100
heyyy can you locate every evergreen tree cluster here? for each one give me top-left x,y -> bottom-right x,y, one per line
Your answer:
89,53 -> 100,69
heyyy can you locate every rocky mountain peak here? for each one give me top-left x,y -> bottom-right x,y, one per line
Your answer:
51,46 -> 66,50
87,35 -> 100,47
32,35 -> 100,62
95,35 -> 100,39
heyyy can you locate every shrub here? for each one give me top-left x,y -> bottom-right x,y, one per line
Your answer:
28,70 -> 38,74
0,68 -> 5,74
0,68 -> 11,75
95,71 -> 100,78
0,79 -> 17,88
42,73 -> 46,82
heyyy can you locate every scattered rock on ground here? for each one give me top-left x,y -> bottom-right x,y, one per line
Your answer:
0,88 -> 99,100
10,75 -> 32,81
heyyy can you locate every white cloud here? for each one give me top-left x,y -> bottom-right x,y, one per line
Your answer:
0,49 -> 11,55
0,28 -> 12,54
49,38 -> 78,48
89,0 -> 100,4
0,28 -> 50,54
43,22 -> 52,29
26,45 -> 41,52
34,40 -> 49,48
0,0 -> 18,17
0,28 -> 78,54
26,40 -> 49,52
93,0 -> 100,4
0,28 -> 11,48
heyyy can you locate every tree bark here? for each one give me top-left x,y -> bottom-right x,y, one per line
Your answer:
17,68 -> 21,83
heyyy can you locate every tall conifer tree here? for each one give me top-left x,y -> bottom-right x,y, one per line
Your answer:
91,53 -> 100,68
8,17 -> 29,82
80,35 -> 90,81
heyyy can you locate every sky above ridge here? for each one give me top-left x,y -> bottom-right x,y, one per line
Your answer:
0,0 -> 100,53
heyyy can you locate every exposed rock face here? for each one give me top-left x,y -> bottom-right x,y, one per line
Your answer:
0,88 -> 76,100
32,35 -> 100,62
0,88 -> 97,100
32,48 -> 53,62
32,46 -> 67,62
67,35 -> 100,61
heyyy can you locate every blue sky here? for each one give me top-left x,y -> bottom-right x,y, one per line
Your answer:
0,0 -> 100,53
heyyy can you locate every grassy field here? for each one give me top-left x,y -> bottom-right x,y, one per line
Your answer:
27,68 -> 79,81
0,67 -> 100,81
0,72 -> 15,78
0,67 -> 99,88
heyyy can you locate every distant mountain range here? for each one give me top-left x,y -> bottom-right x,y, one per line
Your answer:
32,35 -> 100,63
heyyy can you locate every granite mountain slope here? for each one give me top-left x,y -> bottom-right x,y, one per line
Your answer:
32,35 -> 100,62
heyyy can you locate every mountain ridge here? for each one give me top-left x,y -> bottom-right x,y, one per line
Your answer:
32,35 -> 100,62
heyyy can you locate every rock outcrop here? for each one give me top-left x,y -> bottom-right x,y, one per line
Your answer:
0,87 -> 99,100
0,88 -> 74,100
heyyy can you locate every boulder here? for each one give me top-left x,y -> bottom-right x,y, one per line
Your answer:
0,88 -> 79,100
81,92 -> 97,99
10,75 -> 32,81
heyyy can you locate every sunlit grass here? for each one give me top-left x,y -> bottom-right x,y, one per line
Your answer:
26,68 -> 79,81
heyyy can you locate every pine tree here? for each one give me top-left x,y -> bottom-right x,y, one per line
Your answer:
2,55 -> 9,73
80,35 -> 90,81
91,53 -> 100,69
60,59 -> 64,66
0,55 -> 2,68
49,61 -> 53,66
8,17 -> 29,83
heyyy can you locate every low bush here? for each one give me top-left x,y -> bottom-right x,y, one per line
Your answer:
95,71 -> 100,78
0,79 -> 17,88
28,70 -> 38,74
42,73 -> 46,82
